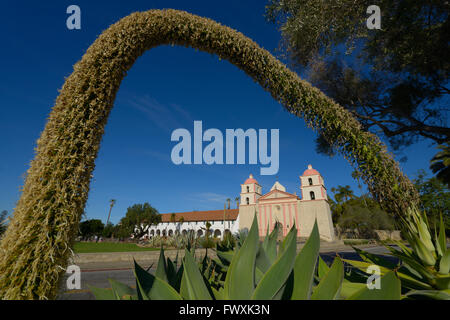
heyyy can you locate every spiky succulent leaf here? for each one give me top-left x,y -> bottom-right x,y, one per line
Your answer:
134,260 -> 182,300
223,216 -> 259,299
440,249 -> 450,275
180,249 -> 213,300
291,220 -> 320,300
405,289 -> 450,300
347,271 -> 401,300
311,257 -> 344,300
262,222 -> 279,263
252,226 -> 297,300
89,285 -> 116,300
108,278 -> 136,300
155,246 -> 168,283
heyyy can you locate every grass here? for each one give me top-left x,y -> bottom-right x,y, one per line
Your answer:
343,239 -> 372,246
73,242 -> 161,253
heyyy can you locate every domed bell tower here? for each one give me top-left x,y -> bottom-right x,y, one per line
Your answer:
300,165 -> 328,201
240,174 -> 262,206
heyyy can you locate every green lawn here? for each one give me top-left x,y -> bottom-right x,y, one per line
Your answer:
73,242 -> 160,253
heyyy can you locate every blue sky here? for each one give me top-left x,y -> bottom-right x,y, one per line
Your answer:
0,0 -> 437,224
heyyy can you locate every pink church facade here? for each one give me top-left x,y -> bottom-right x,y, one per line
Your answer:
238,165 -> 335,241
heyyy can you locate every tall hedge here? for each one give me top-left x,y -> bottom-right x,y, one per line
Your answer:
0,9 -> 418,299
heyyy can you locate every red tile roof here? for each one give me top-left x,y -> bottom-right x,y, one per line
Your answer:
160,209 -> 239,222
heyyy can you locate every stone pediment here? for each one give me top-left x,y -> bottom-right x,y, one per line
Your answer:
259,189 -> 299,201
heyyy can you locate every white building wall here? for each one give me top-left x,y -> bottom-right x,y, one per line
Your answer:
147,219 -> 239,239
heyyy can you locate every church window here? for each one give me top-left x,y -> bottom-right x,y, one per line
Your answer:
308,178 -> 313,186
246,197 -> 250,205
247,186 -> 250,192
310,191 -> 315,200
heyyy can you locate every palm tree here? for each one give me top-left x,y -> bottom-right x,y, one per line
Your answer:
351,170 -> 367,207
106,199 -> 116,226
331,185 -> 354,204
235,197 -> 240,208
226,198 -> 231,210
170,213 -> 176,223
430,143 -> 450,187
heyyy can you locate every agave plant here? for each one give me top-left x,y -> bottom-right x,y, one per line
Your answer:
90,216 -> 402,300
344,206 -> 450,299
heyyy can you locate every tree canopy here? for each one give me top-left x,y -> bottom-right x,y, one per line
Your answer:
266,0 -> 449,182
413,170 -> 450,232
120,202 -> 161,239
329,185 -> 394,238
79,219 -> 104,240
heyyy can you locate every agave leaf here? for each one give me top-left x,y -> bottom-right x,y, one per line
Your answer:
211,286 -> 225,300
255,243 -> 272,274
134,260 -> 182,300
166,257 -> 176,283
384,245 -> 435,279
390,240 -> 413,258
311,257 -> 344,300
255,266 -> 265,285
438,214 -> 447,258
411,236 -> 436,266
435,275 -> 450,290
343,258 -> 432,290
439,249 -> 450,275
108,279 -> 136,300
347,271 -> 401,300
216,249 -> 234,265
353,247 -> 398,270
252,226 -> 297,300
262,222 -> 278,263
434,220 -> 443,257
155,246 -> 168,283
89,285 -> 117,300
180,249 -> 213,300
339,282 -> 367,299
405,289 -> 450,300
291,220 -> 320,300
172,262 -> 184,292
278,222 -> 291,257
224,216 -> 259,299
416,212 -> 435,252
317,255 -> 330,280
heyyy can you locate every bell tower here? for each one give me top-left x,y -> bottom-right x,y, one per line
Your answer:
240,174 -> 262,206
300,165 -> 327,201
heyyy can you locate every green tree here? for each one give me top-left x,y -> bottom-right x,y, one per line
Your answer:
329,185 -> 393,235
331,185 -> 355,204
199,221 -> 215,256
120,203 -> 161,239
79,219 -> 105,241
266,0 -> 449,167
337,197 -> 394,238
113,223 -> 131,240
0,210 -> 8,237
413,170 -> 450,232
430,144 -> 450,187
102,222 -> 115,238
